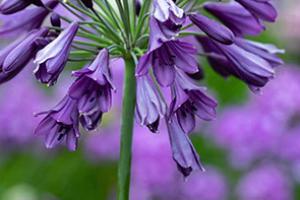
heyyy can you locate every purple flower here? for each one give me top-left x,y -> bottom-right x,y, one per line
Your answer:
69,49 -> 115,131
171,69 -> 217,133
0,0 -> 57,37
34,22 -> 79,86
212,106 -> 280,168
189,13 -> 235,44
235,0 -> 277,22
210,38 -> 275,91
137,39 -> 199,86
236,164 -> 293,200
180,167 -> 228,200
0,28 -> 49,84
234,38 -> 284,67
136,75 -> 167,133
152,0 -> 184,23
167,115 -> 204,177
35,95 -> 80,151
0,0 -> 43,15
203,1 -> 265,36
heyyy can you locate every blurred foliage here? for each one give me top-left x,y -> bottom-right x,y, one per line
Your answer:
0,150 -> 117,200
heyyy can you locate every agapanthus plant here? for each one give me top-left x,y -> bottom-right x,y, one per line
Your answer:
0,0 -> 282,199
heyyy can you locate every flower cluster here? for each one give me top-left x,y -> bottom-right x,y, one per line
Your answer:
0,0 -> 282,176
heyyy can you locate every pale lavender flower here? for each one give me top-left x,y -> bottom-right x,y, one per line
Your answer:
34,22 -> 79,85
237,164 -> 293,200
136,75 -> 167,132
179,167 -> 228,200
0,69 -> 49,145
212,107 -> 280,168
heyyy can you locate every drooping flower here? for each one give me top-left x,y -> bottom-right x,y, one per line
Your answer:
136,75 -> 167,132
235,0 -> 277,22
137,39 -> 199,86
171,69 -> 217,133
198,36 -> 276,91
0,0 -> 57,37
34,22 -> 79,86
234,38 -> 284,67
167,115 -> 204,177
35,95 -> 80,151
0,0 -> 43,15
203,1 -> 265,36
69,49 -> 115,131
0,28 -> 49,84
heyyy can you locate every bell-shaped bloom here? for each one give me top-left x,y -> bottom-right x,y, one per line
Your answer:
203,1 -> 265,36
198,37 -> 279,91
189,13 -> 235,44
167,115 -> 204,177
235,0 -> 277,22
215,40 -> 275,91
137,39 -> 199,87
35,95 -> 80,151
0,0 -> 43,15
0,0 -> 57,37
136,75 -> 167,133
68,49 -> 115,131
171,69 -> 217,133
0,28 -> 48,84
34,22 -> 79,86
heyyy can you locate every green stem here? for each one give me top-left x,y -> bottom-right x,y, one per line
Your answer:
118,56 -> 136,200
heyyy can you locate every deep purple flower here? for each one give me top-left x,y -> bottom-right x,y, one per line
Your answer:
199,37 -> 275,91
34,22 -> 79,86
197,37 -> 233,78
189,13 -> 235,44
135,0 -> 142,16
69,49 -> 115,131
234,38 -> 284,68
171,69 -> 217,133
0,0 -> 43,15
216,42 -> 275,91
204,1 -> 265,36
0,28 -> 48,84
137,39 -> 199,86
235,0 -> 277,22
136,75 -> 167,133
0,0 -> 57,37
35,95 -> 80,151
167,115 -> 204,177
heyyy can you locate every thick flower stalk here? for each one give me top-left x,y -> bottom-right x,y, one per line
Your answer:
0,0 -> 283,199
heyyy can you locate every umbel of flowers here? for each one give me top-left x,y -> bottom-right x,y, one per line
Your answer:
0,0 -> 282,199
